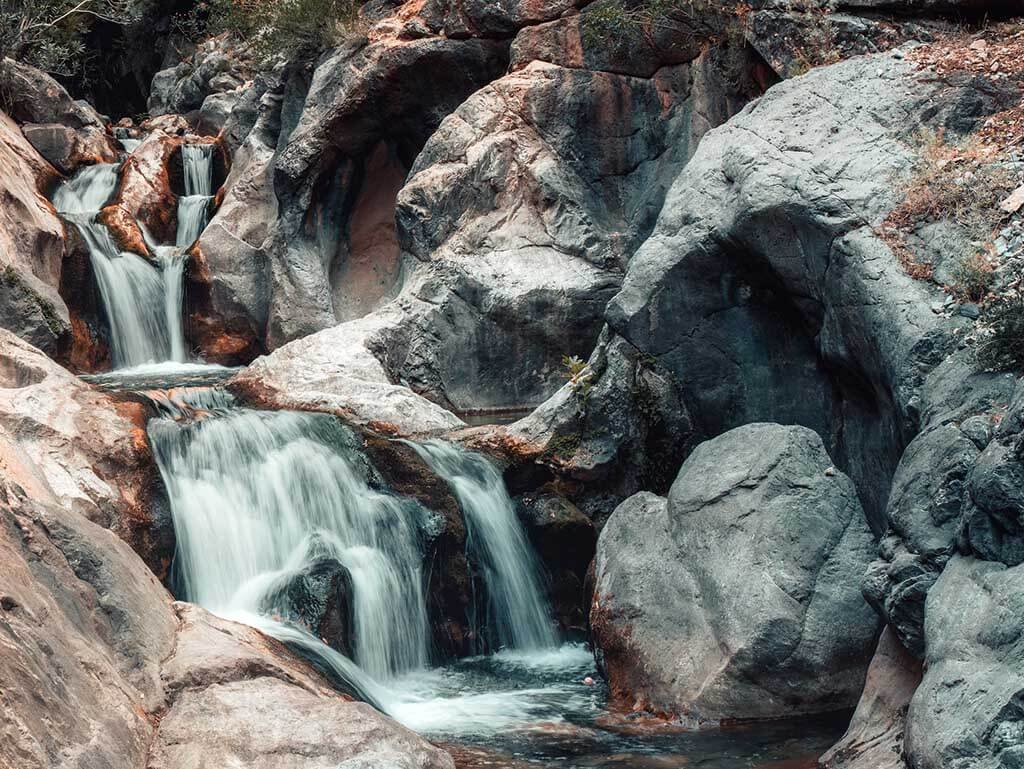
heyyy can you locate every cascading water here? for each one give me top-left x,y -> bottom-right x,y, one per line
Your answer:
407,440 -> 556,652
53,142 -> 219,370
54,165 -> 186,367
177,144 -> 214,248
148,395 -> 430,683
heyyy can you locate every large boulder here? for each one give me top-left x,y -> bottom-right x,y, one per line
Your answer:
509,45 -> 1018,524
0,58 -> 118,172
591,423 -> 878,722
904,556 -> 1024,769
229,313 -> 464,435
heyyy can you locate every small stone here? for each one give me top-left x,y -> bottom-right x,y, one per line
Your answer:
959,303 -> 981,319
825,466 -> 836,477
583,676 -> 595,686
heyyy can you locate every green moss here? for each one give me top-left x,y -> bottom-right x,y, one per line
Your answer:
545,432 -> 582,460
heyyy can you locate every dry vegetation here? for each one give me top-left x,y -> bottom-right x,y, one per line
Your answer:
881,21 -> 1024,369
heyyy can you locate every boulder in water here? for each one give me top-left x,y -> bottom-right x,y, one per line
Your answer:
591,423 -> 879,721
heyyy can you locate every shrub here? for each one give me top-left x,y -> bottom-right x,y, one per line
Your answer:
948,251 -> 995,303
975,288 -> 1024,372
580,0 -> 722,48
882,130 -> 1017,281
0,0 -> 138,75
562,354 -> 595,403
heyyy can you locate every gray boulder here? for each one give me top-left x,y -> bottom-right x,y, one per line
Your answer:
591,423 -> 879,722
905,556 -> 1024,769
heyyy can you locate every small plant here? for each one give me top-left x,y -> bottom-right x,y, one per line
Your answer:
562,355 -> 595,403
948,250 -> 995,303
975,287 -> 1024,371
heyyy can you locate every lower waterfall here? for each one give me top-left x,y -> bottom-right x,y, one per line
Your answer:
148,397 -> 429,683
407,440 -> 556,652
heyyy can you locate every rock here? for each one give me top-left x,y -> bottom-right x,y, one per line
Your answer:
904,556 -> 1024,769
591,424 -> 879,721
228,314 -> 465,435
864,353 -> 1016,657
516,490 -> 596,634
0,59 -> 119,172
0,328 -> 170,573
103,129 -> 181,248
20,123 -> 118,174
147,35 -> 252,118
520,49 -> 1018,538
959,435 -> 1024,566
0,57 -> 106,128
0,114 -> 70,356
190,83 -> 281,363
820,628 -> 922,769
260,558 -> 355,657
266,34 -> 510,347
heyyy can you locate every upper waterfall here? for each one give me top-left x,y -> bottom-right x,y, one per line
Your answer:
53,164 -> 188,368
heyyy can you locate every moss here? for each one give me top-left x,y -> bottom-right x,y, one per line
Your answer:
544,432 -> 582,460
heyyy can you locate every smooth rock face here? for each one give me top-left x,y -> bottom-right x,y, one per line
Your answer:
905,556 -> 1024,769
514,48 -> 1018,531
0,113 -> 70,355
229,314 -> 465,435
820,628 -> 922,769
591,423 -> 879,721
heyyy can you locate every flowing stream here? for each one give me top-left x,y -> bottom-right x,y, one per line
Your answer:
52,143 -> 217,371
140,388 -> 847,766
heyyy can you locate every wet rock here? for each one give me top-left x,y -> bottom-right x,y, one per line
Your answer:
517,490 -> 596,635
261,558 -> 355,657
905,556 -> 1024,769
820,628 -> 922,769
103,129 -> 181,248
362,433 -> 473,656
20,123 -> 118,174
0,113 -> 70,356
591,424 -> 879,721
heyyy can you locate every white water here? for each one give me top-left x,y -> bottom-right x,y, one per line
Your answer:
175,195 -> 210,247
149,405 -> 430,682
54,164 -> 188,367
119,138 -> 141,153
176,145 -> 214,248
52,143 -> 219,368
407,440 -> 557,652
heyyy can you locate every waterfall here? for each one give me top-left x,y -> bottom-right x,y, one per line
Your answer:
182,144 -> 214,196
148,397 -> 430,684
53,164 -> 187,368
406,440 -> 556,652
177,144 -> 214,248
175,195 -> 210,247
